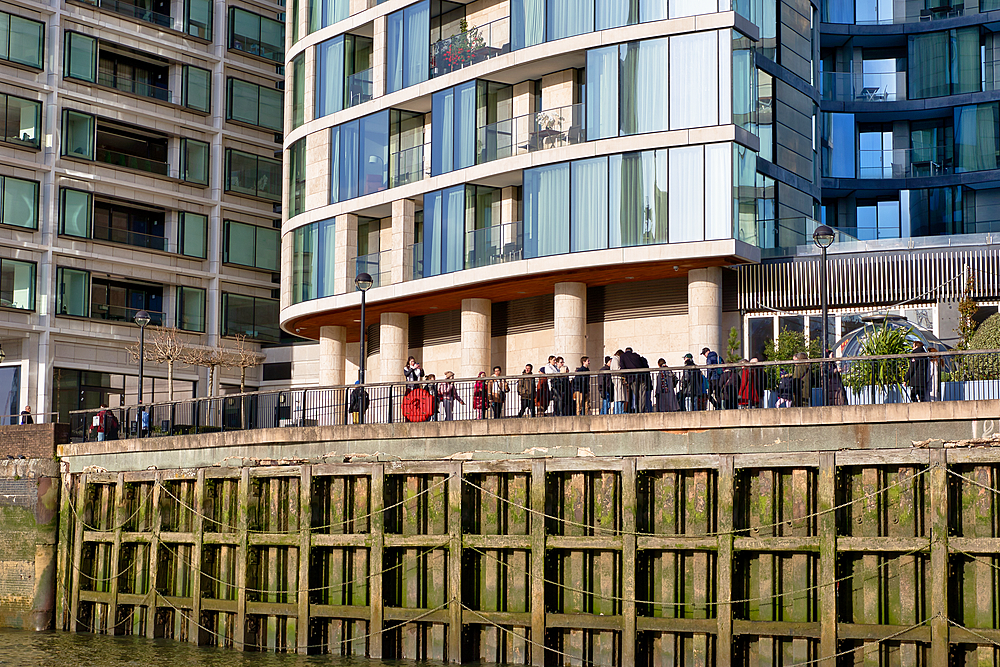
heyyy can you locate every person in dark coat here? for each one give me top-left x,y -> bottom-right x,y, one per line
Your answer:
678,354 -> 705,411
620,347 -> 643,412
19,406 -> 33,424
720,367 -> 740,409
349,382 -> 370,423
573,356 -> 591,416
905,339 -> 929,402
598,357 -> 612,415
655,359 -> 681,412
701,347 -> 722,410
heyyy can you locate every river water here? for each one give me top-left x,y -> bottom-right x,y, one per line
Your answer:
0,629 -> 455,667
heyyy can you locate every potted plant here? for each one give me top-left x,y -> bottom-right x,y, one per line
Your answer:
841,321 -> 910,404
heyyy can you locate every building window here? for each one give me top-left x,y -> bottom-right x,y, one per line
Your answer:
308,0 -> 347,32
179,212 -> 208,258
431,81 -> 476,176
64,32 -> 97,82
225,149 -> 281,201
909,28 -> 981,99
224,220 -> 279,271
222,293 -> 280,342
0,93 -> 41,148
316,34 -> 374,118
0,12 -> 44,69
61,109 -> 95,160
0,258 -> 35,311
291,217 -> 337,303
386,1 -> 430,93
330,110 -> 389,203
93,199 -> 166,251
97,48 -> 169,101
181,138 -> 210,185
291,52 -> 305,129
96,123 -> 169,175
226,78 -> 283,131
182,65 -> 212,113
288,138 -> 306,217
177,285 -> 206,332
228,7 -> 285,63
91,277 -> 163,324
0,176 -> 39,230
56,267 -> 91,317
60,188 -> 92,238
185,0 -> 212,39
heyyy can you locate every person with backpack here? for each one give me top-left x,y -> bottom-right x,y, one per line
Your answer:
701,347 -> 722,410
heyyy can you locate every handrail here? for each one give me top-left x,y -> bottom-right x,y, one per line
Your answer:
62,348 -> 1000,441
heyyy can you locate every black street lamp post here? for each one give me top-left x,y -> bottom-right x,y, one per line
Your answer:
134,309 -> 150,436
812,225 -> 835,407
355,273 -> 373,423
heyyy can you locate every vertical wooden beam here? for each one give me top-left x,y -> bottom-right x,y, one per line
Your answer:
530,459 -> 547,667
145,472 -> 163,639
370,463 -> 385,659
818,453 -> 837,667
717,456 -> 734,666
621,459 -> 637,666
298,465 -> 312,654
69,474 -> 88,632
448,463 -> 463,663
56,469 -> 75,630
235,467 -> 250,650
189,470 -> 206,644
108,474 -> 126,635
929,447 -> 949,665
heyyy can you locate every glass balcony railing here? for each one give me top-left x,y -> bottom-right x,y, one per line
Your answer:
820,71 -> 907,102
97,72 -> 170,101
96,148 -> 170,175
93,224 -> 167,251
430,15 -> 510,78
87,0 -> 172,27
465,221 -> 523,270
745,217 -> 859,257
857,147 -> 951,178
410,242 -> 423,281
345,68 -> 373,108
91,304 -> 163,325
355,250 -> 392,289
477,103 -> 586,164
390,143 -> 428,188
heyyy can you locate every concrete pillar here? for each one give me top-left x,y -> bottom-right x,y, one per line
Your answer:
688,267 -> 723,355
318,325 -> 347,386
461,298 -> 491,378
304,131 -> 331,211
335,213 -> 358,296
379,312 -> 408,382
540,69 -> 577,109
371,14 -> 387,98
390,198 -> 415,284
554,282 -> 586,364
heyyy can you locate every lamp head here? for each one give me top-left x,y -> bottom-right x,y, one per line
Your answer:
812,225 -> 835,249
134,310 -> 151,328
355,272 -> 374,292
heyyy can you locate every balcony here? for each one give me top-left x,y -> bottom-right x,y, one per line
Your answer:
430,16 -> 510,79
821,71 -> 907,102
96,148 -> 169,175
477,103 -> 586,164
355,250 -> 392,289
390,143 -> 428,188
92,304 -> 164,325
465,221 -> 523,270
97,71 -> 170,101
92,223 -> 166,252
858,147 -> 951,179
345,68 -> 373,108
86,0 -> 172,27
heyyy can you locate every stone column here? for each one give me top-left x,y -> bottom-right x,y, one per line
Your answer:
379,312 -> 409,382
688,267 -> 723,354
390,198 -> 415,284
554,282 -> 586,364
334,213 -> 358,295
371,13 -> 387,98
461,298 -> 491,378
318,325 -> 347,386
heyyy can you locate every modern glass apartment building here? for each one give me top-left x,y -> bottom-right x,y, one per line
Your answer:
280,0 -> 825,393
0,0 -> 289,425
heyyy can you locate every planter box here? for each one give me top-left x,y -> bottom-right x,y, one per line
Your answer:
942,380 -> 1000,401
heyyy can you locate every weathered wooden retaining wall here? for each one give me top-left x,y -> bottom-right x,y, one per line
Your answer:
54,444 -> 1000,666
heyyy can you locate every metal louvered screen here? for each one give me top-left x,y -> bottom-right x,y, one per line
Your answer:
739,248 -> 1000,312
491,295 -> 555,337
588,278 -> 688,323
409,310 -> 461,348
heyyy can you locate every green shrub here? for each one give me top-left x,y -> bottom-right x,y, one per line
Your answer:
953,312 -> 1000,380
842,321 -> 910,392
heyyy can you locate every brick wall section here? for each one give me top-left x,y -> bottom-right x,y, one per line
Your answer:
0,424 -> 69,459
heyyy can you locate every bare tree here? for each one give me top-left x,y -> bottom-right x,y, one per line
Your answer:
127,326 -> 191,401
182,345 -> 230,397
230,334 -> 266,393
